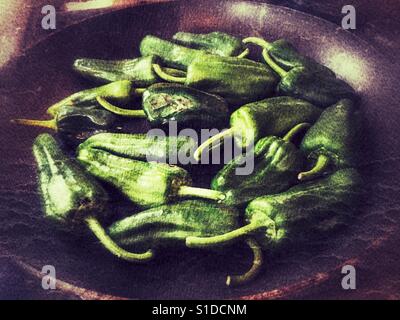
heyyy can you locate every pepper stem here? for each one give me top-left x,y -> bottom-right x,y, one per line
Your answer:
242,37 -> 272,50
193,127 -> 236,162
96,97 -> 146,118
134,88 -> 146,95
177,186 -> 226,202
298,154 -> 330,181
85,216 -> 154,262
11,118 -> 57,130
226,238 -> 264,287
152,64 -> 186,84
262,48 -> 287,78
186,221 -> 265,249
283,122 -> 311,142
236,48 -> 250,59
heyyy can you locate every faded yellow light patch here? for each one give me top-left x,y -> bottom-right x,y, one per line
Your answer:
65,0 -> 115,11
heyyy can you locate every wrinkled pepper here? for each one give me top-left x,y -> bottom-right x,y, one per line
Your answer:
46,80 -> 141,117
73,55 -> 159,86
140,35 -> 208,70
78,132 -> 196,163
186,168 -> 362,251
77,148 -> 225,208
152,54 -> 278,107
299,99 -> 361,181
212,123 -> 309,206
33,133 -> 153,262
173,31 -> 248,58
13,104 -> 117,144
194,96 -> 321,161
108,200 -> 262,286
97,83 -> 229,128
243,37 -> 335,74
243,38 -> 357,108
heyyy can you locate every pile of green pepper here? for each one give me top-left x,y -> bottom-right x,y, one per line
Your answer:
14,31 -> 363,287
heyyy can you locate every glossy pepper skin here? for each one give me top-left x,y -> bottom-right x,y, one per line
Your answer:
13,105 -> 117,145
173,31 -> 246,57
142,83 -> 229,127
77,148 -> 225,208
299,99 -> 361,181
33,133 -> 109,224
78,133 -> 196,163
73,56 -> 159,86
140,35 -> 207,70
46,80 -> 135,117
212,125 -> 307,206
154,55 -> 278,107
194,96 -> 321,161
108,200 -> 240,251
186,168 -> 362,250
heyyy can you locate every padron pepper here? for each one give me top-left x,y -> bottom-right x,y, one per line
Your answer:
194,96 -> 321,161
78,132 -> 196,163
152,54 -> 278,107
108,200 -> 263,286
173,31 -> 249,58
212,123 -> 309,206
73,55 -> 159,86
243,38 -> 357,108
33,133 -> 153,262
96,83 -> 229,128
243,37 -> 335,74
298,99 -> 361,181
13,104 -> 117,144
77,148 -> 225,208
46,80 -> 141,117
186,168 -> 362,254
140,35 -> 208,70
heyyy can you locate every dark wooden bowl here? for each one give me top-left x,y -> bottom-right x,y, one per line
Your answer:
1,0 -> 399,299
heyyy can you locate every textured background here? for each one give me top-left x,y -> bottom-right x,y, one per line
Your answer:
0,0 -> 399,299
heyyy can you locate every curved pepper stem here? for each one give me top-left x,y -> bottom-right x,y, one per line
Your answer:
242,37 -> 272,50
177,186 -> 226,202
262,49 -> 287,78
236,48 -> 250,59
226,238 -> 264,287
298,154 -> 330,181
85,216 -> 154,262
96,97 -> 146,118
193,127 -> 236,162
283,122 -> 311,142
186,220 -> 268,249
152,64 -> 187,84
11,118 -> 57,131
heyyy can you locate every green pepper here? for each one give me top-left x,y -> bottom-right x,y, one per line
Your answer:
33,133 -> 153,262
152,54 -> 278,107
108,200 -> 263,286
96,83 -> 229,127
212,123 -> 309,206
194,96 -> 321,161
73,56 -> 159,86
140,35 -> 208,70
186,168 -> 362,251
46,80 -> 141,117
243,37 -> 335,74
173,31 -> 248,58
78,132 -> 196,163
142,83 -> 229,127
298,99 -> 361,181
13,104 -> 117,144
77,148 -> 225,208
